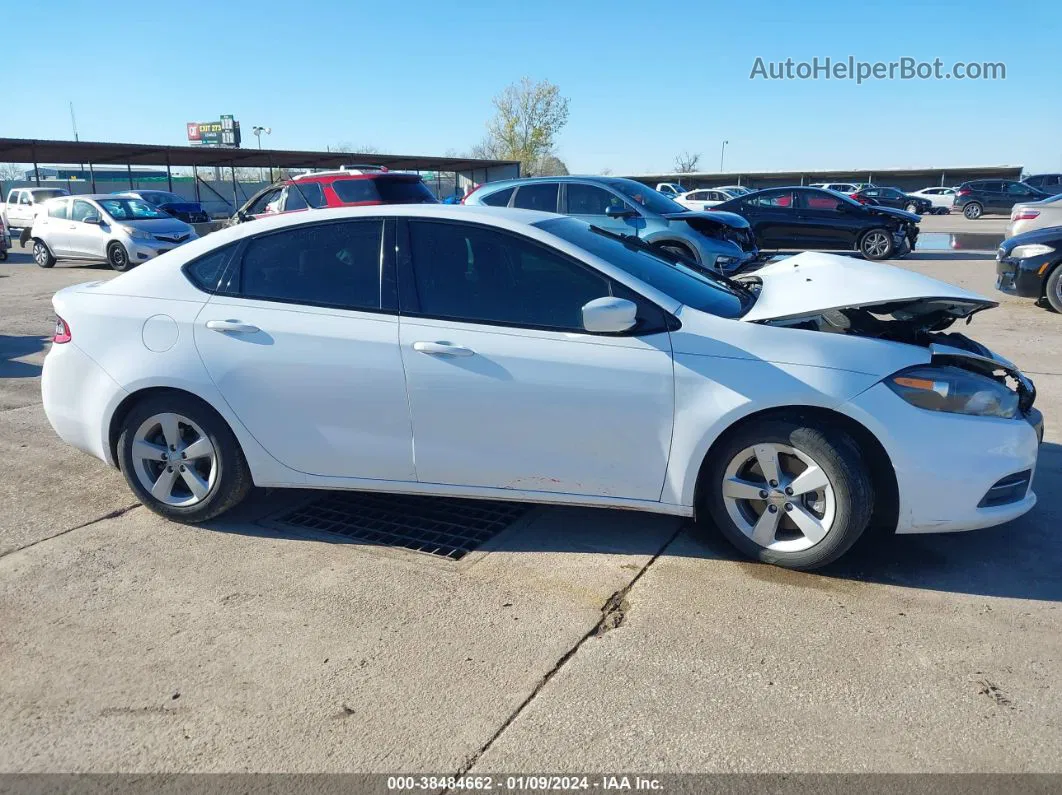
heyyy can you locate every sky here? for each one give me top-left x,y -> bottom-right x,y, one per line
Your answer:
6,0 -> 1061,175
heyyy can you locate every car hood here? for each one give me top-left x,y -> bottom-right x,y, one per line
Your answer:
157,202 -> 204,214
116,217 -> 194,235
1000,224 -> 1062,252
741,252 -> 994,324
866,205 -> 920,223
663,210 -> 750,229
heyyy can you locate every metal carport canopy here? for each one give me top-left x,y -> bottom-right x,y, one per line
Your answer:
0,137 -> 519,173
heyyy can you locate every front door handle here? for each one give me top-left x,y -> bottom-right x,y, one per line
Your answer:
206,319 -> 260,334
412,341 -> 475,357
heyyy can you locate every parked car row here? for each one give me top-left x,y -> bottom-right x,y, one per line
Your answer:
41,203 -> 1043,572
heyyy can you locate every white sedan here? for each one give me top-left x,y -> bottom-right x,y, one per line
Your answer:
675,188 -> 739,211
910,186 -> 958,209
42,205 -> 1042,570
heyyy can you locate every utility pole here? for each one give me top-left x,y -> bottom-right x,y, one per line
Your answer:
252,126 -> 271,182
719,140 -> 729,172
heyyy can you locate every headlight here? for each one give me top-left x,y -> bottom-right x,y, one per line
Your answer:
715,255 -> 738,267
886,365 -> 1019,419
1009,243 -> 1055,259
120,225 -> 153,240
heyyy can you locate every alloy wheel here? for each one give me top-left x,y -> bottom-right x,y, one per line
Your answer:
965,204 -> 982,219
720,443 -> 836,553
862,232 -> 890,258
33,242 -> 49,266
131,412 -> 217,506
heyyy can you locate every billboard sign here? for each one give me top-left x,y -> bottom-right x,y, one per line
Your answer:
186,115 -> 241,147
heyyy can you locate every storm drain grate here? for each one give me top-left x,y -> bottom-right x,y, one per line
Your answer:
270,492 -> 530,560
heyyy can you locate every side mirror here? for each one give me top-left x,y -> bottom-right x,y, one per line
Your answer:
605,205 -> 638,220
236,210 -> 253,223
83,214 -> 100,225
581,297 -> 638,334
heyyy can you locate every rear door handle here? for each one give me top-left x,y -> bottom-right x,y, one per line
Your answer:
206,319 -> 260,334
412,341 -> 475,357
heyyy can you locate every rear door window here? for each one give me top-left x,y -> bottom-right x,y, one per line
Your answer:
748,190 -> 796,209
512,183 -> 559,212
282,182 -> 326,211
372,178 -> 437,204
565,183 -> 622,215
234,220 -> 385,310
47,200 -> 69,220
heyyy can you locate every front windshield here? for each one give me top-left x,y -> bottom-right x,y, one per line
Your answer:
535,216 -> 750,319
608,179 -> 688,215
97,198 -> 171,220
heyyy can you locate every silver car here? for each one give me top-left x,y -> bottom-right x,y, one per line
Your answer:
29,195 -> 197,271
465,176 -> 758,273
1006,193 -> 1062,238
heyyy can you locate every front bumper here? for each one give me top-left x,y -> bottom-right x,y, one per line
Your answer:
996,250 -> 1053,298
841,382 -> 1041,535
127,233 -> 198,262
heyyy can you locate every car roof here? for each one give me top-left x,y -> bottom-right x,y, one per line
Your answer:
475,175 -> 644,191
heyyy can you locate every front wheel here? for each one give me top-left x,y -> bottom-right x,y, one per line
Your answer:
905,202 -> 919,214
963,202 -> 983,220
117,393 -> 252,523
696,417 -> 875,570
33,239 -> 55,268
108,241 -> 133,272
859,228 -> 894,260
1044,265 -> 1062,313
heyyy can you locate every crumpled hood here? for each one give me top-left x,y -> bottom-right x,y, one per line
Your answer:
741,251 -> 995,322
866,204 -> 920,223
663,210 -> 750,229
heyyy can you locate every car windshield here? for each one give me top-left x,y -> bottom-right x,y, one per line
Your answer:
607,180 -> 688,214
97,198 -> 171,220
535,216 -> 751,319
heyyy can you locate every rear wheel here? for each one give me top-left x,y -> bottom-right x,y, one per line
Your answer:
695,417 -> 874,570
963,202 -> 983,220
107,241 -> 132,272
905,202 -> 919,214
32,239 -> 55,268
117,393 -> 252,523
1044,265 -> 1062,313
859,228 -> 894,260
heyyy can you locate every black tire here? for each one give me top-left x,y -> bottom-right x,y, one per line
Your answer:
32,239 -> 55,268
108,241 -> 132,272
656,242 -> 696,264
963,202 -> 983,220
117,392 -> 252,523
858,228 -> 894,260
0,249 -> 7,262
1044,264 -> 1062,313
694,416 -> 875,570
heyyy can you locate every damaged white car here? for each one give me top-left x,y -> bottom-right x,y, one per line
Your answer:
41,206 -> 1043,570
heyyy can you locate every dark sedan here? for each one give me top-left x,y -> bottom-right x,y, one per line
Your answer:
996,225 -> 1062,312
112,190 -> 210,224
851,186 -> 932,215
711,187 -> 919,260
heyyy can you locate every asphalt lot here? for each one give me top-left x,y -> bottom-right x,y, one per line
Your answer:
1,213 -> 1060,774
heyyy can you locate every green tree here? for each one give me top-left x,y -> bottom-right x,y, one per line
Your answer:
476,78 -> 570,176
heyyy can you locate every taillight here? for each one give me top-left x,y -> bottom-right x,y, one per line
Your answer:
956,189 -> 971,197
53,316 -> 71,344
1011,208 -> 1040,221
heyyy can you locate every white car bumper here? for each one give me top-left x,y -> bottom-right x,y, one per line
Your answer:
42,341 -> 127,465
841,382 -> 1040,534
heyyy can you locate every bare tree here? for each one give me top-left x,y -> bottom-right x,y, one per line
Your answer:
0,163 -> 24,181
673,151 -> 701,173
599,167 -> 613,176
477,78 -> 570,176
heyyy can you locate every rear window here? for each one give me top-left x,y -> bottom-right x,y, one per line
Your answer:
331,177 -> 437,205
373,178 -> 437,204
479,186 -> 515,207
